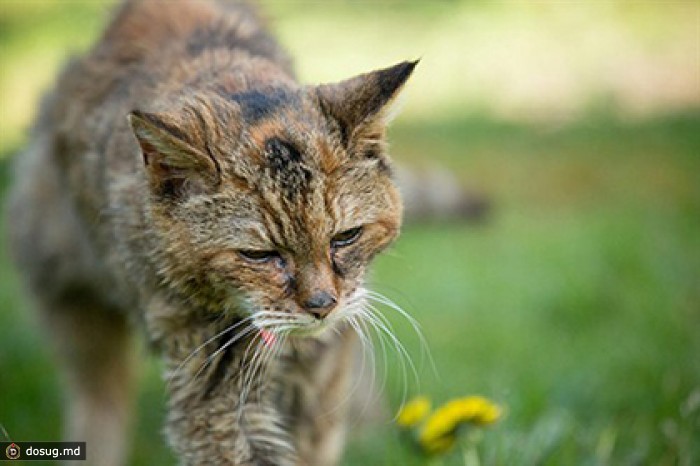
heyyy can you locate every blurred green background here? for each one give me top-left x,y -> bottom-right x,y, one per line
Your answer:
1,1 -> 698,465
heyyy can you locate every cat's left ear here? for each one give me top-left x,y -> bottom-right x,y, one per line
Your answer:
315,60 -> 417,145
128,110 -> 220,198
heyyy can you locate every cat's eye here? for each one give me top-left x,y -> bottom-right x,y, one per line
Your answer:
239,250 -> 280,263
331,227 -> 363,248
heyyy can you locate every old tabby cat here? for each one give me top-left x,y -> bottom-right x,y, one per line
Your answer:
8,1 -> 428,465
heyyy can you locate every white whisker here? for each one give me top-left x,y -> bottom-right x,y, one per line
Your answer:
366,302 -> 418,386
237,332 -> 264,422
191,323 -> 259,387
365,289 -> 437,379
166,316 -> 256,393
359,305 -> 410,413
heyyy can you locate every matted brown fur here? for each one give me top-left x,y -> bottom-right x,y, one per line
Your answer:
7,1 -> 417,465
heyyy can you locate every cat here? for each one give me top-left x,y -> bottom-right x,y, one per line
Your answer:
7,0 -> 418,465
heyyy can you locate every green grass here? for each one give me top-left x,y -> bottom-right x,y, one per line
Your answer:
1,114 -> 698,464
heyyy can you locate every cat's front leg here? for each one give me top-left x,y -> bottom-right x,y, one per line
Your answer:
147,302 -> 296,465
291,328 -> 359,466
163,332 -> 296,466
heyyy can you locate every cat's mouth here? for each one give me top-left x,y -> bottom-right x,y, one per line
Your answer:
254,309 -> 341,347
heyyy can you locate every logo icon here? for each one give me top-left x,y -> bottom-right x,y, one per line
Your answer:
5,443 -> 20,460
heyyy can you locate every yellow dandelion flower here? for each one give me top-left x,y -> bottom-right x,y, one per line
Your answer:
419,396 -> 502,454
471,399 -> 502,426
422,434 -> 456,455
396,396 -> 431,428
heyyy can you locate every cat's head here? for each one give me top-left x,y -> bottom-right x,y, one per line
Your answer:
129,61 -> 416,336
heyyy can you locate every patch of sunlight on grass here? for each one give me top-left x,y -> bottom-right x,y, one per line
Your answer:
273,1 -> 699,122
1,1 -> 698,153
1,48 -> 70,151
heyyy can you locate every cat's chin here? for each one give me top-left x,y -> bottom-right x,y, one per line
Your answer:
286,316 -> 350,341
287,322 -> 329,339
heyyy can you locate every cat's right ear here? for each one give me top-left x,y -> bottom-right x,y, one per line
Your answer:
128,110 -> 220,198
315,60 -> 418,142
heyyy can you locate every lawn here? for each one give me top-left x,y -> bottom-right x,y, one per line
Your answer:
0,1 -> 698,465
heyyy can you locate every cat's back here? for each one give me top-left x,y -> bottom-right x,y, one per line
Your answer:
99,0 -> 291,69
51,0 -> 292,138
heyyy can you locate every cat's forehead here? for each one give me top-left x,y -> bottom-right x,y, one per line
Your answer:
229,88 -> 303,124
222,90 -> 347,176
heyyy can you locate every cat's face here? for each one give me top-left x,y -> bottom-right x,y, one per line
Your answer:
130,61 -> 415,336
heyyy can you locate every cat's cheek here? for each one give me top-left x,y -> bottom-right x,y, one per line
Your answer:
351,229 -> 397,265
331,251 -> 365,282
269,267 -> 292,294
241,263 -> 290,302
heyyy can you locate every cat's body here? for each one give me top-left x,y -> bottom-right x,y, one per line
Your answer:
8,1 -> 416,465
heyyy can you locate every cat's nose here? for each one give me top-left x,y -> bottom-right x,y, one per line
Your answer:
303,291 -> 337,319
